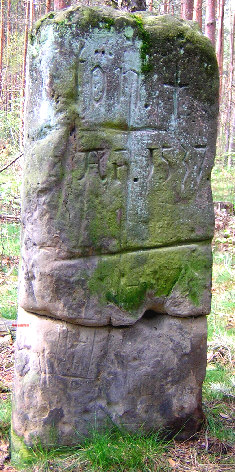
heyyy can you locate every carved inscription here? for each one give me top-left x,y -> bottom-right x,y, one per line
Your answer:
87,150 -> 109,179
181,150 -> 190,193
181,145 -> 207,193
111,150 -> 129,181
68,147 -> 110,181
148,147 -> 172,185
121,70 -> 140,123
194,146 -> 207,184
91,66 -> 106,103
38,327 -> 100,380
163,67 -> 189,127
147,144 -> 207,196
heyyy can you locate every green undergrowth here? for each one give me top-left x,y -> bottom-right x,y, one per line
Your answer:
0,221 -> 19,320
203,365 -> 234,403
0,222 -> 20,260
202,209 -> 234,446
0,159 -> 20,320
212,164 -> 235,205
0,163 -> 21,215
0,398 -> 11,440
0,282 -> 18,319
12,427 -> 171,472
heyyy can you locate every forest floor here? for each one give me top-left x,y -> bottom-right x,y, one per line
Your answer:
0,157 -> 234,471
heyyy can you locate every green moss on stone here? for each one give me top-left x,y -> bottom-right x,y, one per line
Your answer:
131,14 -> 153,73
88,244 -> 211,313
11,428 -> 34,468
102,17 -> 115,30
176,249 -> 212,306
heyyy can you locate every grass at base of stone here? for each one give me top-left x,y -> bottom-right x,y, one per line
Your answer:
12,428 -> 171,472
203,364 -> 234,447
204,401 -> 235,444
8,419 -> 235,472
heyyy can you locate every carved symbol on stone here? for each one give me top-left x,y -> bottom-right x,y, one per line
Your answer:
91,66 -> 106,103
163,69 -> 189,129
121,70 -> 140,123
194,145 -> 207,185
148,147 -> 171,184
72,152 -> 87,180
181,150 -> 190,193
78,41 -> 86,63
181,145 -> 207,193
87,150 -> 109,179
111,150 -> 129,181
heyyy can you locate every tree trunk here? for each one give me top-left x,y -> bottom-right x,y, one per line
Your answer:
216,0 -> 225,96
224,9 -> 234,165
0,0 -> 4,96
20,0 -> 30,147
46,0 -> 52,14
54,0 -> 71,10
193,0 -> 202,29
228,109 -> 235,164
205,0 -> 216,46
4,0 -> 11,112
181,0 -> 193,19
119,0 -> 146,11
29,0 -> 34,29
6,0 -> 10,50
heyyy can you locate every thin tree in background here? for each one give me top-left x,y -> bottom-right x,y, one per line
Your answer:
224,8 -> 235,165
216,0 -> 225,96
20,0 -> 30,147
164,0 -> 169,13
229,110 -> 235,158
0,0 -> 4,95
193,0 -> 202,29
5,0 -> 11,111
181,0 -> 194,20
29,0 -> 34,28
6,0 -> 9,46
46,0 -> 52,14
205,0 -> 216,46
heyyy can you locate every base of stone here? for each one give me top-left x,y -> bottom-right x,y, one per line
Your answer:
12,308 -> 207,452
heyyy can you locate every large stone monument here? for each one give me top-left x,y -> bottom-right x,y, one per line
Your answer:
12,5 -> 219,457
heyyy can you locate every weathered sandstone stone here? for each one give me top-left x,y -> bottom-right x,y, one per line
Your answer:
12,5 -> 218,456
13,308 -> 207,448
